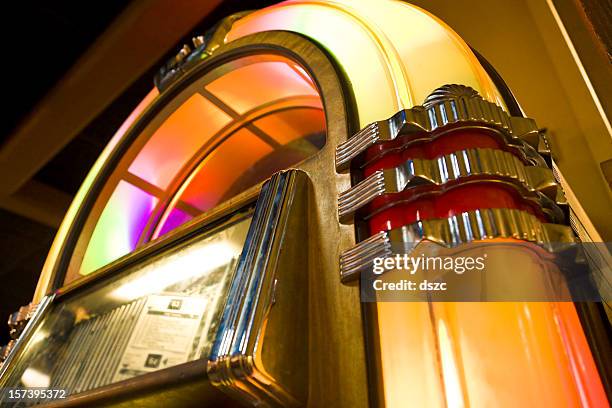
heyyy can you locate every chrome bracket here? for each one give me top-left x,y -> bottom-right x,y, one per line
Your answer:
0,295 -> 54,382
154,11 -> 252,91
336,84 -> 543,171
7,302 -> 38,340
338,147 -> 564,223
339,208 -> 575,282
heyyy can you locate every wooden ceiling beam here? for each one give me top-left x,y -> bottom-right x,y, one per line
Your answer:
0,0 -> 223,198
0,180 -> 72,228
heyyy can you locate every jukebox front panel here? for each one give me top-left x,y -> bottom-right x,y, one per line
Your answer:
1,1 -> 610,407
0,170 -> 310,407
2,26 -> 364,406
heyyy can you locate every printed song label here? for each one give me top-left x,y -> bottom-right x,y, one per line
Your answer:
113,294 -> 207,381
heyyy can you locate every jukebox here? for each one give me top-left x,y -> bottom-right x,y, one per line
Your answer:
0,0 -> 610,407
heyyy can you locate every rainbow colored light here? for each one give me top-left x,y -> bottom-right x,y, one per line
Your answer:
73,55 -> 324,276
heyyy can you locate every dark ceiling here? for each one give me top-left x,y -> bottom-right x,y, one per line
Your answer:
0,0 -> 279,345
2,1 -> 129,142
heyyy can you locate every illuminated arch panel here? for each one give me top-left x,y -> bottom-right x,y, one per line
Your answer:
70,55 -> 325,278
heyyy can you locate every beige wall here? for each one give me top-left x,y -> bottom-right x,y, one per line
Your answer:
408,0 -> 612,241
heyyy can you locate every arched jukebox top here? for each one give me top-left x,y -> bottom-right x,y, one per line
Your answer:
0,1 -> 608,407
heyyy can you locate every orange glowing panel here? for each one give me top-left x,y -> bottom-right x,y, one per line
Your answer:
153,105 -> 327,238
205,60 -> 319,114
128,93 -> 231,189
152,127 -> 274,239
377,301 -> 608,408
178,127 -> 273,210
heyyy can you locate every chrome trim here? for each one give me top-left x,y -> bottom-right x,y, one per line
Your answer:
335,84 -> 542,171
208,170 -> 309,407
338,171 -> 386,223
7,302 -> 38,340
155,11 -> 253,91
339,208 -> 575,282
340,232 -> 392,282
338,147 -> 562,223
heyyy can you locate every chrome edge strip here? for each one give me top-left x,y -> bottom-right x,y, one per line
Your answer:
207,170 -> 302,407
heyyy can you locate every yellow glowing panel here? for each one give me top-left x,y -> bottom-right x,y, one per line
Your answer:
205,60 -> 319,114
226,0 -> 505,126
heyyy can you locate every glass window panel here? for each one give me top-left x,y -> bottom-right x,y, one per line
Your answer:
68,54 -> 326,282
1,215 -> 251,398
253,106 -> 326,146
128,94 -> 232,189
153,106 -> 326,238
80,181 -> 158,275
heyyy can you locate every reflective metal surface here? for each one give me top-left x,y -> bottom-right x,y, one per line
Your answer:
340,208 -> 575,282
208,170 -> 310,407
335,85 -> 544,171
338,147 -> 563,222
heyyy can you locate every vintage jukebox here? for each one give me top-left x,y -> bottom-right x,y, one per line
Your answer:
0,0 -> 610,407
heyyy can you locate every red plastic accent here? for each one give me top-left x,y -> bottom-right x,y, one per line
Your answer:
360,128 -> 548,236
364,128 -> 513,177
367,183 -> 545,234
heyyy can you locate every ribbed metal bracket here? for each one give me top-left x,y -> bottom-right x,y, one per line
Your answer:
339,208 -> 575,282
155,11 -> 252,91
335,84 -> 542,171
338,147 -> 563,223
0,295 -> 54,381
340,232 -> 392,282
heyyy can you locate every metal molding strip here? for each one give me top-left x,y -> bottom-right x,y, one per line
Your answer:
335,84 -> 543,171
338,147 -> 562,222
208,170 -> 305,407
339,208 -> 575,282
155,11 -> 252,91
